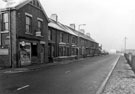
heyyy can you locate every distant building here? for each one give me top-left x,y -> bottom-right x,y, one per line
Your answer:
125,49 -> 135,55
109,49 -> 117,54
0,0 -> 100,68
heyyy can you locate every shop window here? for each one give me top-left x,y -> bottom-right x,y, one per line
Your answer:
31,43 -> 38,56
26,15 -> 32,33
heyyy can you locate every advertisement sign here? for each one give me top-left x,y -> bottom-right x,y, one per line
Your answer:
20,42 -> 31,66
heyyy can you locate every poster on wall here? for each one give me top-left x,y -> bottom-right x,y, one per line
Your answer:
0,49 -> 8,55
20,42 -> 31,66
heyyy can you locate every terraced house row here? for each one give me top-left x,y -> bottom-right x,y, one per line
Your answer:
0,0 -> 101,68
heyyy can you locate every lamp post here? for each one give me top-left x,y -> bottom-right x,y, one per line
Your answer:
78,24 -> 86,58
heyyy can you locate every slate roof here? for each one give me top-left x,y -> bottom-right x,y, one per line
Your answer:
48,18 -> 97,43
0,0 -> 32,10
0,0 -> 49,22
48,19 -> 77,36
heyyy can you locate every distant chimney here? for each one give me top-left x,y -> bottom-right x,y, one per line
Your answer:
50,14 -> 58,22
79,29 -> 85,34
70,24 -> 76,30
2,0 -> 8,2
2,0 -> 12,2
86,33 -> 90,37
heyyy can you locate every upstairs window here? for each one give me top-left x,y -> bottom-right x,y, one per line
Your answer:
67,34 -> 70,43
26,15 -> 32,33
60,32 -> 64,42
48,29 -> 51,40
72,36 -> 75,44
48,29 -> 52,40
37,20 -> 42,32
2,13 -> 9,31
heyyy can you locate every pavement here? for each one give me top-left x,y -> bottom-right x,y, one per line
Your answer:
102,56 -> 135,94
0,55 -> 118,94
0,57 -> 86,73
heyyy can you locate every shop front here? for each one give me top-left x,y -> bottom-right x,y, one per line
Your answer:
19,40 -> 45,67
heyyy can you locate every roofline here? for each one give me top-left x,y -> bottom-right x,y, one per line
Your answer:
0,0 -> 49,22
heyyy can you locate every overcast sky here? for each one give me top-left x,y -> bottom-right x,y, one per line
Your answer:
1,0 -> 135,51
39,0 -> 135,51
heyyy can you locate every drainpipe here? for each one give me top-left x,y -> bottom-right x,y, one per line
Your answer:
8,8 -> 12,68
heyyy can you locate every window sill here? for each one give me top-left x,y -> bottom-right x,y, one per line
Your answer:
25,32 -> 33,35
0,30 -> 9,33
36,35 -> 44,37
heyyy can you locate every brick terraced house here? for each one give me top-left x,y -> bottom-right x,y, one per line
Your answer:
48,14 -> 100,62
0,0 -> 101,67
0,0 -> 49,67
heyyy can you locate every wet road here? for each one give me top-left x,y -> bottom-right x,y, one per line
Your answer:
0,55 -> 119,94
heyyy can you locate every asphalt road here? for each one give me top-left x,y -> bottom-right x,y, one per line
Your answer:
0,55 -> 119,94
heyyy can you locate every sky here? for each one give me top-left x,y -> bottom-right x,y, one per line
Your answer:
1,0 -> 135,51
39,0 -> 135,51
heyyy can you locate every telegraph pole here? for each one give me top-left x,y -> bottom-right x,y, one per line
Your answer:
124,37 -> 127,53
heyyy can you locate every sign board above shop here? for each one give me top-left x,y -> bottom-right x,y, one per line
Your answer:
0,49 -> 8,55
40,41 -> 46,44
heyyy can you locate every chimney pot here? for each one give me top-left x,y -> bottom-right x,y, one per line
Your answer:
70,24 -> 76,30
50,14 -> 58,22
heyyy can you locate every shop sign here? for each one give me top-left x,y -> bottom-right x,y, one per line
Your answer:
0,49 -> 8,55
20,42 -> 31,66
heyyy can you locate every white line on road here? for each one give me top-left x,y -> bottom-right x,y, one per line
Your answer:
17,85 -> 30,91
65,71 -> 71,74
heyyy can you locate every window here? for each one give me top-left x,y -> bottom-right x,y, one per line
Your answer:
37,20 -> 42,32
2,13 -> 8,31
72,36 -> 75,44
30,1 -> 33,4
60,32 -> 63,42
26,15 -> 32,33
48,29 -> 53,40
67,34 -> 70,43
37,2 -> 40,7
33,0 -> 36,5
48,29 -> 51,40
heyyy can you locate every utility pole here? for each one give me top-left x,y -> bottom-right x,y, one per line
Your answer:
124,37 -> 127,53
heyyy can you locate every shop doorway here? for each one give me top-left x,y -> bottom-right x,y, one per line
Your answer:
19,42 -> 31,66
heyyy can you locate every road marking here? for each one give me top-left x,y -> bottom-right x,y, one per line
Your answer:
96,56 -> 120,94
65,71 -> 71,74
17,85 -> 30,91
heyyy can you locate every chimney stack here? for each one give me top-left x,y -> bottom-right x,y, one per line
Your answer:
86,33 -> 90,37
70,24 -> 76,30
50,14 -> 58,22
79,29 -> 85,34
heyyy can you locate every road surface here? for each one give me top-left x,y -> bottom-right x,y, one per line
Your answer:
0,55 -> 119,94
